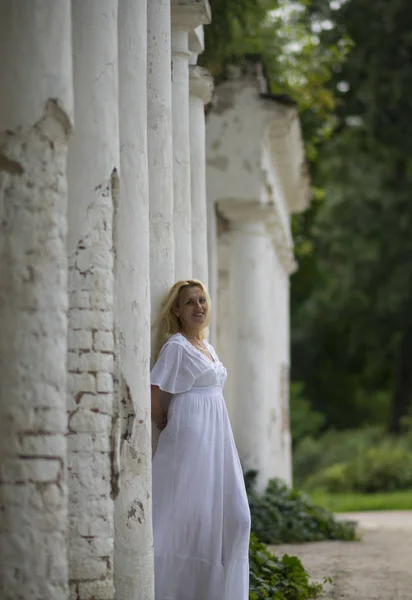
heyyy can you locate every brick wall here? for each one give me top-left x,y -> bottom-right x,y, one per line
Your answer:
67,179 -> 116,600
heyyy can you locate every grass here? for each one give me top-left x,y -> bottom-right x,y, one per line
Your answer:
307,489 -> 412,513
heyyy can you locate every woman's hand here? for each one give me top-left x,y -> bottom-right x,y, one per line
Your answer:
151,385 -> 167,430
157,414 -> 168,430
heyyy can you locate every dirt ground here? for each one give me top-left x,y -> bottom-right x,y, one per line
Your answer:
269,511 -> 412,600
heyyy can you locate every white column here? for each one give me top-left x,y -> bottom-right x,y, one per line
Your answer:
114,1 -> 154,599
0,3 -> 73,599
147,0 -> 174,318
265,251 -> 290,486
220,200 -> 273,492
278,273 -> 292,485
216,266 -> 233,412
171,23 -> 191,279
189,66 -> 213,285
207,200 -> 218,343
67,2 -> 119,598
171,1 -> 211,280
265,214 -> 295,486
147,0 -> 175,456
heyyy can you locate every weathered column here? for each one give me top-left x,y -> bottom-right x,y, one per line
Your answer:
189,66 -> 213,284
207,200 -> 218,343
220,200 -> 273,492
147,0 -> 175,455
264,251 -> 291,487
273,268 -> 293,485
67,2 -> 119,598
147,0 -> 174,317
0,3 -> 73,599
265,212 -> 296,487
171,1 -> 211,280
114,1 -> 154,598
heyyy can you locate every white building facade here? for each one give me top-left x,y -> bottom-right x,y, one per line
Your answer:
0,2 -> 307,599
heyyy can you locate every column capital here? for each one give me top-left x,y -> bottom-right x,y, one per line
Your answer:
189,26 -> 205,58
218,199 -> 297,274
265,111 -> 311,214
189,66 -> 214,104
171,0 -> 211,31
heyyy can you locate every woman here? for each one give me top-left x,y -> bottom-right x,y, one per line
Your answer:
151,279 -> 251,600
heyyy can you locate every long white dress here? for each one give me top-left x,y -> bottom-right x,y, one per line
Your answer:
151,333 -> 251,600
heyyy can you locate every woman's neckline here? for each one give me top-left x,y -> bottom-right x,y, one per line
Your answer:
175,332 -> 216,364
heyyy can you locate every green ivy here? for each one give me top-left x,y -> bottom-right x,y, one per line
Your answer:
249,534 -> 323,600
246,472 -> 357,544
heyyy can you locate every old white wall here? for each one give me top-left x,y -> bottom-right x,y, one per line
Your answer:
207,83 -> 286,205
147,0 -> 175,456
67,2 -> 120,598
0,2 -> 73,598
171,26 -> 193,280
190,66 -> 214,285
114,1 -> 154,598
148,0 -> 175,319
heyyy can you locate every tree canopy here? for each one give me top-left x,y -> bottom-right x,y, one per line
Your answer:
292,0 -> 412,433
201,0 -> 350,148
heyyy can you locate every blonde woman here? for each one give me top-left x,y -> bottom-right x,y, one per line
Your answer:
151,279 -> 251,600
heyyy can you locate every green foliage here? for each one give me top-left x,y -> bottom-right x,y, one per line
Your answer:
202,0 -> 350,147
310,489 -> 412,513
292,133 -> 412,430
307,442 -> 412,494
294,426 -> 412,493
203,0 -> 280,75
291,0 -> 412,433
308,0 -> 412,154
202,0 -> 273,69
306,463 -> 355,494
246,473 -> 356,544
289,382 -> 325,446
249,534 -> 323,600
293,426 -> 384,485
350,444 -> 412,493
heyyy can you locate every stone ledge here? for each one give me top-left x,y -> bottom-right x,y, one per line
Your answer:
171,0 -> 211,30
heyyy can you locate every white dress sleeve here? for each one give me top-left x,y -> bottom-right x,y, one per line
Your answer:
150,340 -> 205,394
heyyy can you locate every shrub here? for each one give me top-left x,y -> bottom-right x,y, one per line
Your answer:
246,473 -> 357,544
307,443 -> 412,493
293,426 -> 383,485
348,444 -> 412,493
305,463 -> 351,493
249,534 -> 323,600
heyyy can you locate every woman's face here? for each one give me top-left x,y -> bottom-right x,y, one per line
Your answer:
174,285 -> 208,332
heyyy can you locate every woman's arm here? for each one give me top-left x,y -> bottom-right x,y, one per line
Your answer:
151,385 -> 167,430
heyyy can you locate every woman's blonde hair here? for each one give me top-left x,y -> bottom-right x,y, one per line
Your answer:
152,279 -> 211,361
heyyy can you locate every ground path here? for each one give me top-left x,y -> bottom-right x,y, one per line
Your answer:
270,511 -> 412,600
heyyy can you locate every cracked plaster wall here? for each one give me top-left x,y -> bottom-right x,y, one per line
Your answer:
206,84 -> 285,206
0,3 -> 73,599
66,3 -> 120,598
113,2 -> 154,599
